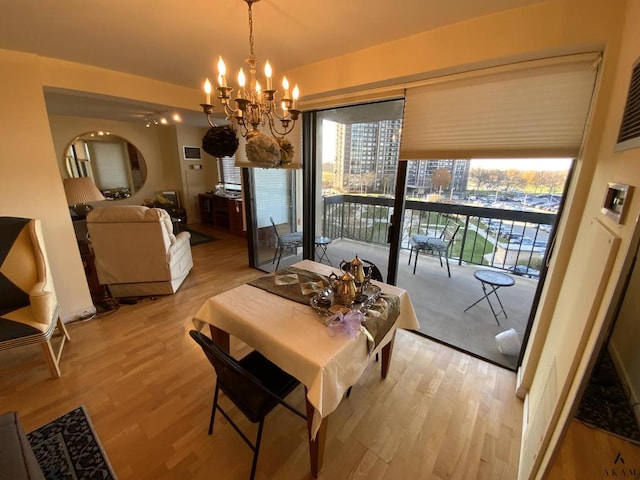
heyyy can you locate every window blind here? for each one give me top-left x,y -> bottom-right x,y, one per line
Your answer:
399,53 -> 600,160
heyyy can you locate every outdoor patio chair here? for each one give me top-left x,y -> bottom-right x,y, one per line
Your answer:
189,330 -> 306,480
270,216 -> 303,270
408,220 -> 460,277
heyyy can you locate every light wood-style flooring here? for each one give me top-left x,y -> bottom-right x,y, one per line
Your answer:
0,225 -> 524,479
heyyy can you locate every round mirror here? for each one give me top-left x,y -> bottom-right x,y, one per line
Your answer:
65,132 -> 147,199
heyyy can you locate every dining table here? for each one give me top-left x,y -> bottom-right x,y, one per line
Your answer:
191,259 -> 419,477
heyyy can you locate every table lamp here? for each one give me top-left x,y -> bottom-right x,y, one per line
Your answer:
63,177 -> 105,219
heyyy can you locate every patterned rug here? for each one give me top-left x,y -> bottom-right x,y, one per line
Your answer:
27,406 -> 117,479
576,349 -> 640,444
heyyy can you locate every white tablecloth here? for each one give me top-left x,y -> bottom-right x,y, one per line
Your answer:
192,260 -> 419,437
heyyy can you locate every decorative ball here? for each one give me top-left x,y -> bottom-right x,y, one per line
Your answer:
202,125 -> 239,158
246,132 -> 281,167
277,137 -> 294,165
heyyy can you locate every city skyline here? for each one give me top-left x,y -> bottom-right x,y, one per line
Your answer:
470,158 -> 572,171
323,119 -> 572,173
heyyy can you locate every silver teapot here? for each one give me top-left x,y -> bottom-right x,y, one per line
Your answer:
340,255 -> 368,292
329,270 -> 357,306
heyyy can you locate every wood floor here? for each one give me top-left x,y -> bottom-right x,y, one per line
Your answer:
0,225 -> 524,480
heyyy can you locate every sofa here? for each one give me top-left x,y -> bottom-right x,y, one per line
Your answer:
0,411 -> 44,480
86,206 -> 193,298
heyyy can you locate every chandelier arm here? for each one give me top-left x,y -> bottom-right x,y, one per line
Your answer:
266,114 -> 296,138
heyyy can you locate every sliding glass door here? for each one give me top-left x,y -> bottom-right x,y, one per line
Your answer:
312,100 -> 405,278
247,167 -> 303,272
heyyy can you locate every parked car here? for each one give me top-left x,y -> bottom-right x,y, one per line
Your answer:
504,233 -> 526,243
508,265 -> 540,278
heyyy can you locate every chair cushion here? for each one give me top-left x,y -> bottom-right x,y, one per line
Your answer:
411,234 -> 447,252
279,232 -> 303,246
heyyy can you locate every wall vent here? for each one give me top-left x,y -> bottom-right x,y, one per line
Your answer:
615,59 -> 640,152
183,146 -> 202,160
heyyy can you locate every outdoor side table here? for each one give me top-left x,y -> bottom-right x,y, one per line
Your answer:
314,236 -> 333,266
464,269 -> 515,325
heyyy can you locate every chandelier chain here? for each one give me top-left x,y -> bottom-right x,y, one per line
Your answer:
247,1 -> 255,59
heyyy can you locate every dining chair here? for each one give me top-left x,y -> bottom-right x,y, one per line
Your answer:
408,220 -> 460,277
339,258 -> 383,282
270,216 -> 303,270
189,330 -> 306,480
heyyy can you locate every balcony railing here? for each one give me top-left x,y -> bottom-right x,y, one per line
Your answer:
323,194 -> 557,274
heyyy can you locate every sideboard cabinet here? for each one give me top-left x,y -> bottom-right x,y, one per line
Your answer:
198,193 -> 244,235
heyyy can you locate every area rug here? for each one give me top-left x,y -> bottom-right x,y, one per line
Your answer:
27,406 -> 117,479
177,226 -> 218,246
576,349 -> 640,444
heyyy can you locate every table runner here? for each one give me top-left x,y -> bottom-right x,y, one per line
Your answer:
248,266 -> 399,350
248,266 -> 330,305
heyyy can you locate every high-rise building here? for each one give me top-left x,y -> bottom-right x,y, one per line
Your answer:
332,119 -> 470,196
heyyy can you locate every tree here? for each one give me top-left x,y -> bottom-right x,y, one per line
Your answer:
360,172 -> 376,193
322,171 -> 335,191
503,169 -> 527,193
431,168 -> 452,194
469,168 -> 493,192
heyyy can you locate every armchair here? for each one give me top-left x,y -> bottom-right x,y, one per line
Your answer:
86,206 -> 193,298
0,217 -> 70,378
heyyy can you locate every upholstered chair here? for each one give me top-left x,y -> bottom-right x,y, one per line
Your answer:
0,217 -> 70,378
86,205 -> 193,298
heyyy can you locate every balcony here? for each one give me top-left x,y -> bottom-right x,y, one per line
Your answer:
267,195 -> 551,370
323,194 -> 556,275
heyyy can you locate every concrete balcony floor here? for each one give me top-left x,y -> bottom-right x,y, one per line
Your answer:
264,238 -> 538,371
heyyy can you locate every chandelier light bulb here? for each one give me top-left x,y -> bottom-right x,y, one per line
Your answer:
237,68 -> 246,99
217,57 -> 227,87
204,78 -> 212,104
264,61 -> 273,90
292,84 -> 300,109
282,76 -> 290,99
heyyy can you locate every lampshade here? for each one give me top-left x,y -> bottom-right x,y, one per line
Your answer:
63,177 -> 105,206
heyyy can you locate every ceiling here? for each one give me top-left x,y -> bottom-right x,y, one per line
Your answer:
1,0 -> 543,126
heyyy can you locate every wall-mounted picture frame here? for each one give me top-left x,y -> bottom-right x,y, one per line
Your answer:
602,182 -> 633,224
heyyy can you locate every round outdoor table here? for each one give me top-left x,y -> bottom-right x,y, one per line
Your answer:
464,269 -> 515,325
314,236 -> 333,266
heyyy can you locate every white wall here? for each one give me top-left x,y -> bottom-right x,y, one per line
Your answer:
0,51 -> 92,320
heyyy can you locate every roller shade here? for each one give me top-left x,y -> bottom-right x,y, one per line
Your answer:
399,53 -> 600,160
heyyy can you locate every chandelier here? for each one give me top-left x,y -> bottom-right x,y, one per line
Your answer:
200,0 -> 300,141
